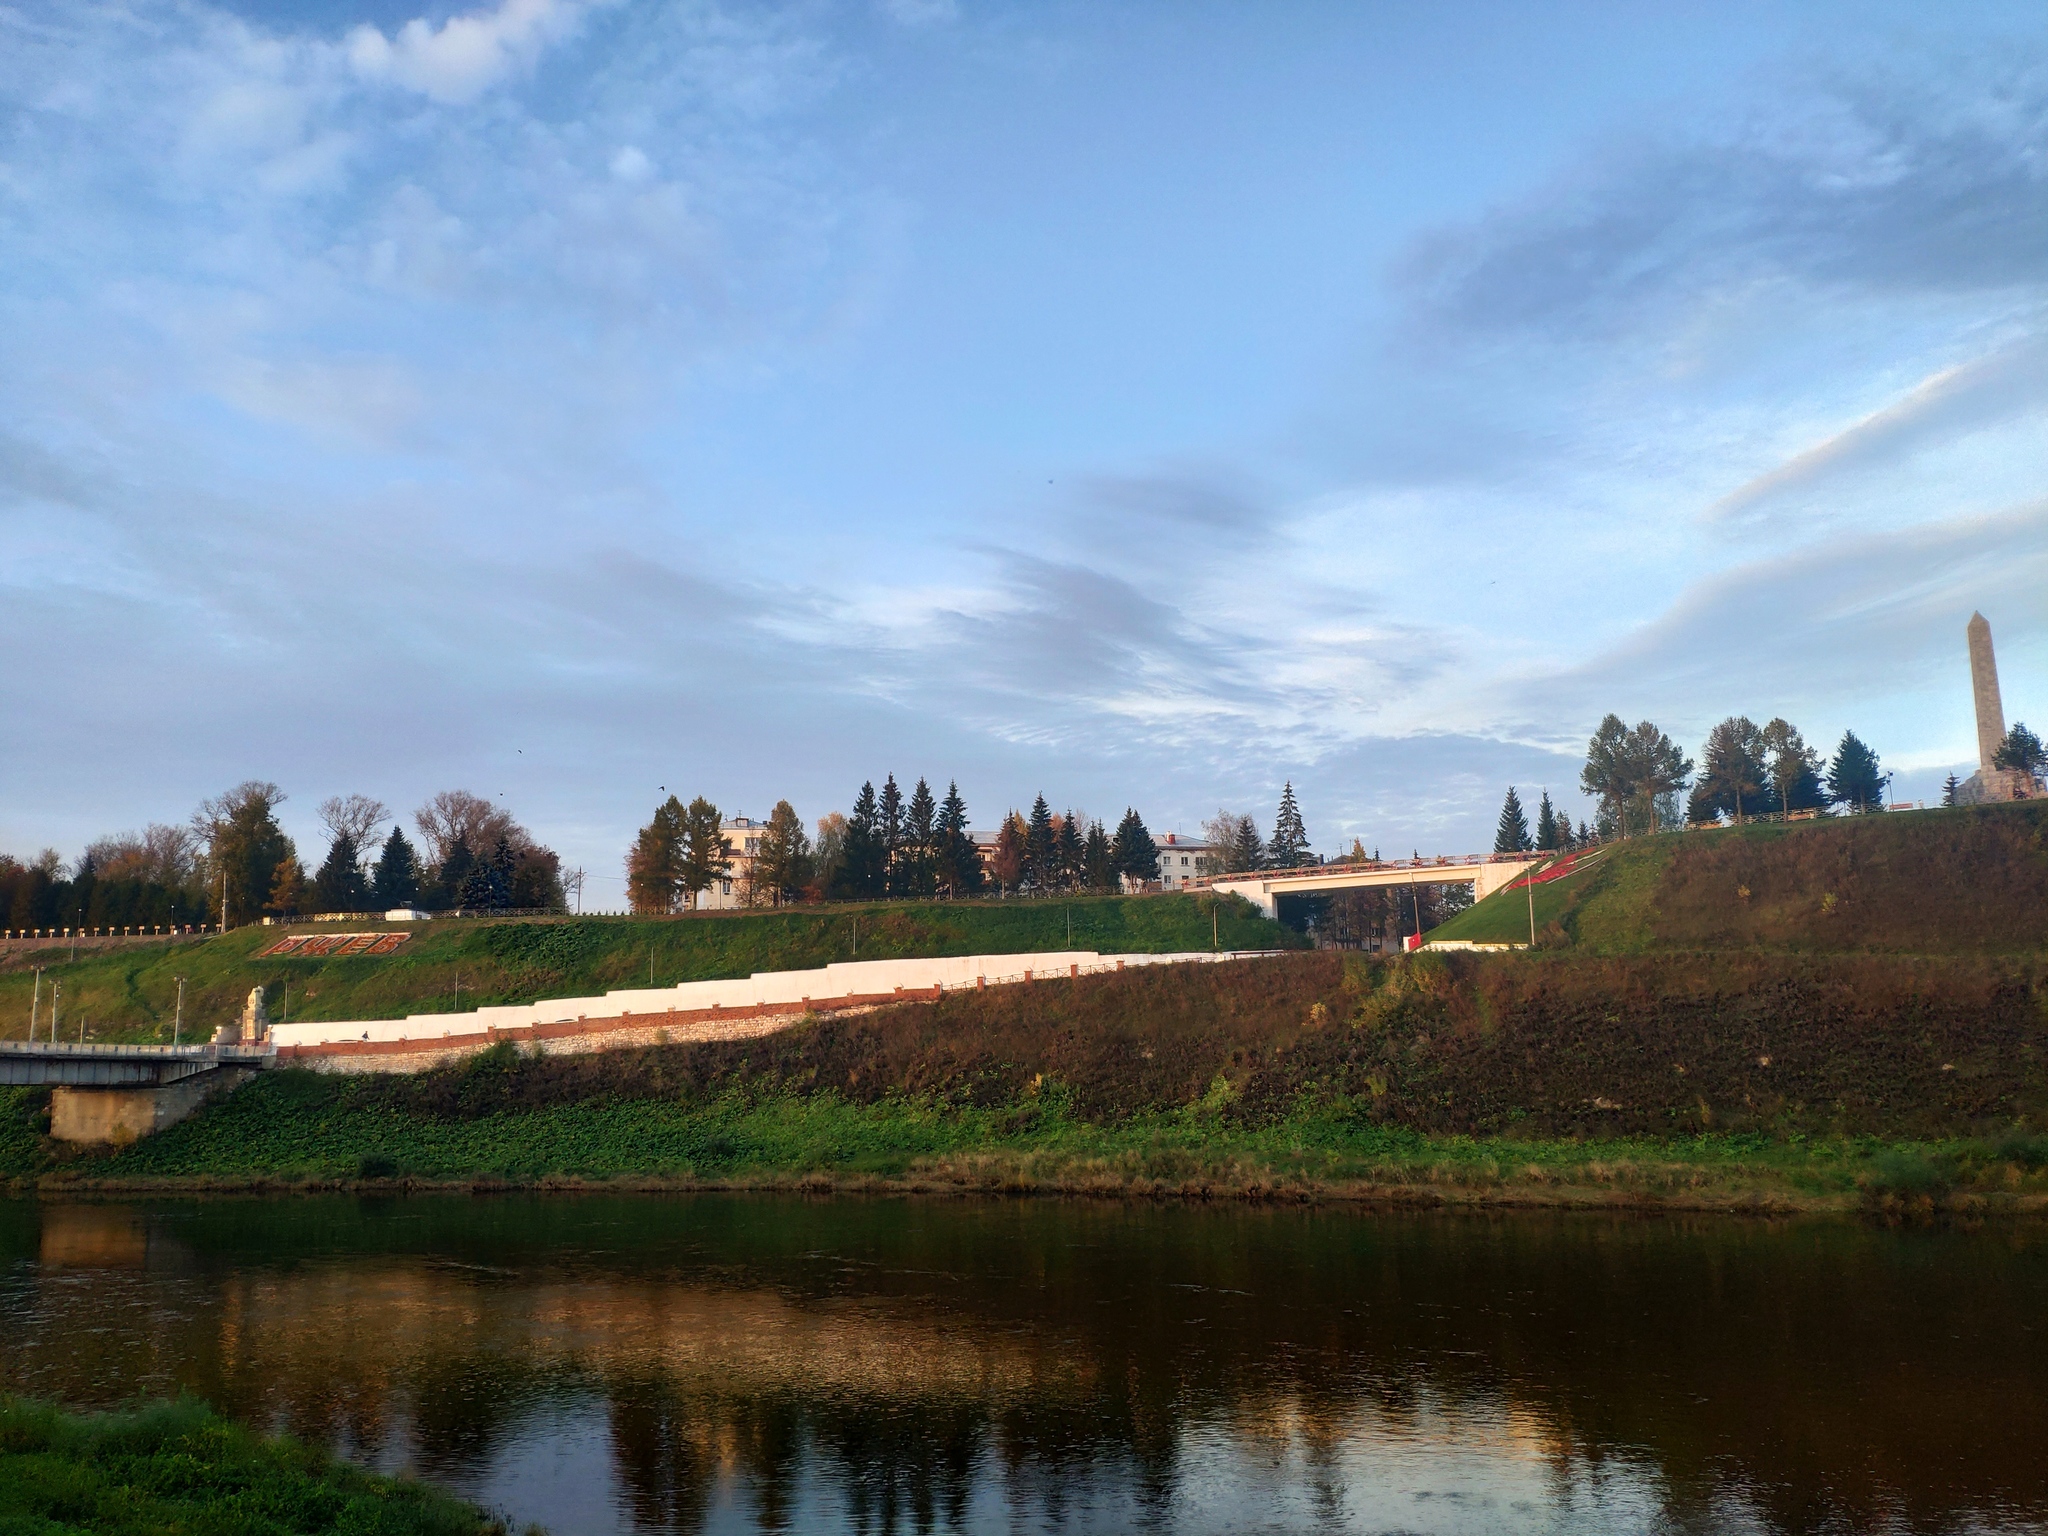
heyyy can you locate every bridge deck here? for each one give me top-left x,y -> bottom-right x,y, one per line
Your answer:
0,1042 -> 273,1088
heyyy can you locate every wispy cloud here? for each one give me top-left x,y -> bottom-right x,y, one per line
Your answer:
347,0 -> 599,104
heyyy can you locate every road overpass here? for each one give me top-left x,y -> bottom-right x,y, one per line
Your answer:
1192,853 -> 1546,920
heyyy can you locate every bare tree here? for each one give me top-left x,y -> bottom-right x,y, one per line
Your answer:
84,824 -> 200,887
561,866 -> 587,914
318,794 -> 391,849
414,789 -> 529,864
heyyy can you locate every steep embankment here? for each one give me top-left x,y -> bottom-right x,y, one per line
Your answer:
1429,801 -> 2048,954
0,893 -> 1294,1044
13,949 -> 2047,1209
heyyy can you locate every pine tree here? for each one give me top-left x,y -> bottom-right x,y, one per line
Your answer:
626,798 -> 685,914
1083,819 -> 1115,891
1533,792 -> 1559,852
837,782 -> 884,898
1053,812 -> 1084,891
904,778 -> 937,896
372,827 -> 421,910
753,800 -> 811,905
1229,814 -> 1265,873
1026,796 -> 1056,891
1694,717 -> 1774,824
679,797 -> 731,908
1941,773 -> 1962,808
1111,808 -> 1159,888
437,834 -> 477,911
1493,787 -> 1532,853
1994,723 -> 2045,776
879,775 -> 905,895
936,781 -> 980,895
1826,731 -> 1885,814
312,830 -> 369,914
1267,782 -> 1311,868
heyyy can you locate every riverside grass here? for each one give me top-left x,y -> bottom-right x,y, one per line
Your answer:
0,1394 -> 510,1535
7,1075 -> 2045,1214
0,891 -> 1296,1046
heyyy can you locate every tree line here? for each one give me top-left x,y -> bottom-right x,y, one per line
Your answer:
1489,714 -> 1899,855
1198,782 -> 1314,873
1,783 -> 568,932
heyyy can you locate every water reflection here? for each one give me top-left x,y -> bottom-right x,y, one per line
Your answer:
1,1196 -> 2043,1534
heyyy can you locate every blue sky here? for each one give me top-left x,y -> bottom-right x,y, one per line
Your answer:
3,0 -> 2045,901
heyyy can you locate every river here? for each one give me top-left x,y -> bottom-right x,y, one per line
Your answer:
1,1196 -> 2044,1534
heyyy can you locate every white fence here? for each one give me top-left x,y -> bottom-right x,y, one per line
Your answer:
268,948 -> 1286,1050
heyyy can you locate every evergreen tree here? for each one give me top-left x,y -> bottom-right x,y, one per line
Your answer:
752,799 -> 812,906
1228,814 -> 1265,873
878,775 -> 905,894
1267,782 -> 1311,868
626,797 -> 685,914
1580,715 -> 1692,837
1533,792 -> 1559,852
437,833 -> 477,911
1026,796 -> 1056,891
1111,808 -> 1159,889
1941,773 -> 1962,808
1082,819 -> 1115,891
1493,787 -> 1532,854
1053,812 -> 1084,891
836,782 -> 884,898
312,830 -> 369,914
264,851 -> 307,917
372,827 -> 421,909
1826,731 -> 1886,813
191,780 -> 293,928
1693,716 -> 1774,824
904,777 -> 938,896
1763,718 -> 1827,816
935,781 -> 981,896
679,797 -> 731,908
1994,723 -> 2045,776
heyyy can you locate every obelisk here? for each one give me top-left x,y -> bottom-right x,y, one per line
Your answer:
1968,611 -> 2005,770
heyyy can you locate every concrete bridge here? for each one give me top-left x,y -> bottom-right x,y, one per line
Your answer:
0,1041 -> 272,1143
1192,853 -> 1546,920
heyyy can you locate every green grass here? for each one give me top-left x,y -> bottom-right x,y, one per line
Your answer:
0,893 -> 1295,1045
11,1071 -> 2044,1213
0,1394 -> 510,1535
1423,852 -> 1608,946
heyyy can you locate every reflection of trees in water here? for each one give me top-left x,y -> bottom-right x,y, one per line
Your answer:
6,1200 -> 2048,1534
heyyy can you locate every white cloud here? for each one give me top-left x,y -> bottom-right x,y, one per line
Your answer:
347,0 -> 595,104
609,145 -> 653,183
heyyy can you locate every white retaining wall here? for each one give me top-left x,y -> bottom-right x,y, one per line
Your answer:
268,949 -> 1280,1049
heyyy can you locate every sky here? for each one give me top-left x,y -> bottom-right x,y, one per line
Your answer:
3,0 -> 2045,904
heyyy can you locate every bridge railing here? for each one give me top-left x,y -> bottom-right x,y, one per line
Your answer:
0,1040 -> 273,1063
1185,852 -> 1539,890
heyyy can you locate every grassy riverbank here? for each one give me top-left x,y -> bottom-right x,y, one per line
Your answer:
0,1395 -> 512,1534
0,892 -> 1294,1044
10,946 -> 2047,1213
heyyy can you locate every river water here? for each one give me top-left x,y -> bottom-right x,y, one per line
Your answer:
1,1196 -> 2043,1535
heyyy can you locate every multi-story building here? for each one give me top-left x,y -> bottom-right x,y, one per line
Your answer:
695,815 -> 770,910
1152,832 -> 1215,891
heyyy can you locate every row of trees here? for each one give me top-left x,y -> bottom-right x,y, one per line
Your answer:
1498,715 -> 1896,851
1,784 -> 569,932
1199,783 -> 1314,873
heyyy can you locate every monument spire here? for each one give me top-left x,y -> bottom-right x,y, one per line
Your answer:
1968,611 -> 2005,771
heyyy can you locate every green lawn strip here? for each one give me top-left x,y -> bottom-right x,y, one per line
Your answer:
1424,858 -> 1600,946
0,895 -> 1296,1046
0,1394 -> 508,1535
15,1074 -> 2041,1209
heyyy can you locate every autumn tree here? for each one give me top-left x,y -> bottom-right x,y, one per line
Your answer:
191,781 -> 294,928
752,800 -> 812,906
627,797 -> 685,914
679,797 -> 731,909
990,812 -> 1027,894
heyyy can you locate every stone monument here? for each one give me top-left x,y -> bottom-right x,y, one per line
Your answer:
1957,612 -> 2035,804
212,987 -> 269,1045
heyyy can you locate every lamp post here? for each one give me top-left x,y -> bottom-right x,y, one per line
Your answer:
174,977 -> 185,1048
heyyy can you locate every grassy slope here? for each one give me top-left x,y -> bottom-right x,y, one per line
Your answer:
0,1395 -> 505,1535
12,948 -> 2047,1211
1429,801 -> 2048,954
0,893 -> 1294,1045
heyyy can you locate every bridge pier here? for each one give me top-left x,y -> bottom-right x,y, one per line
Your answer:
50,1066 -> 259,1145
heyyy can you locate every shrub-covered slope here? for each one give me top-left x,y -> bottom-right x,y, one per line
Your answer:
1430,801 -> 2048,955
0,892 -> 1293,1044
14,950 -> 2045,1196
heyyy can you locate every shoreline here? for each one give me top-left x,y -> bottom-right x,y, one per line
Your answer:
13,1162 -> 2047,1217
